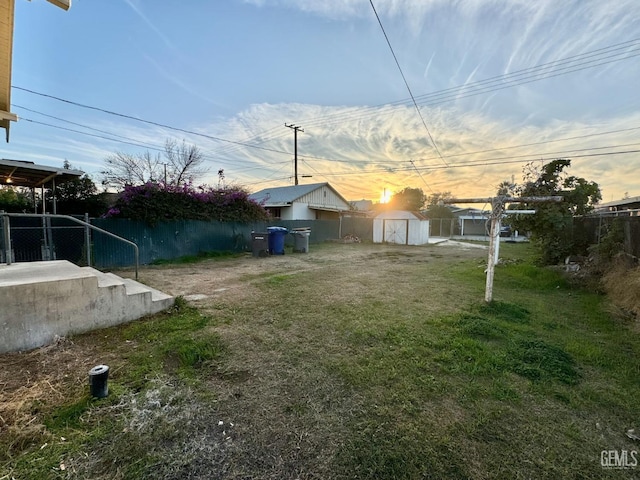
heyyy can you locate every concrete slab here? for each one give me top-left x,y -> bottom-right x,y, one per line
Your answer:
0,261 -> 94,287
0,260 -> 174,353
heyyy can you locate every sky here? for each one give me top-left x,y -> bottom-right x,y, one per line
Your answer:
4,0 -> 640,203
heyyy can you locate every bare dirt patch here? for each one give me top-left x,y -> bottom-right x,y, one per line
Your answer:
116,242 -> 486,307
0,241 -> 489,479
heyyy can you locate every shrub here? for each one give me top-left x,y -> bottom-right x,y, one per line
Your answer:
104,182 -> 269,224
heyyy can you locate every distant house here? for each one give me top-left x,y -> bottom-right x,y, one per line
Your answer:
594,196 -> 640,216
249,183 -> 351,220
350,199 -> 374,213
451,207 -> 490,236
373,210 -> 429,245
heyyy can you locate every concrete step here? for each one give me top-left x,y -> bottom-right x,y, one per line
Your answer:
80,267 -> 124,288
0,261 -> 175,353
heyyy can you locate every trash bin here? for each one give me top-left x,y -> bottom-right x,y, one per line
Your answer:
291,227 -> 311,253
267,226 -> 288,255
251,232 -> 269,257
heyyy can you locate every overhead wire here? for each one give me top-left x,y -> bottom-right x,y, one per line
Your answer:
297,40 -> 640,131
12,85 -> 295,157
12,37 -> 640,168
368,0 -> 447,169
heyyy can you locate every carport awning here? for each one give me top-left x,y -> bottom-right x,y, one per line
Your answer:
308,204 -> 349,212
0,159 -> 83,188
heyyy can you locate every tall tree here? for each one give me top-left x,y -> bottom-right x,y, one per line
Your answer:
101,139 -> 206,190
390,187 -> 427,211
511,159 -> 601,264
424,191 -> 454,218
47,161 -> 108,216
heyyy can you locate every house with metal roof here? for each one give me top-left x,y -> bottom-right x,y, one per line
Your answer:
594,196 -> 640,216
249,183 -> 351,220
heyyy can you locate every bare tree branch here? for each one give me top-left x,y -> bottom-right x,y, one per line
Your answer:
101,140 -> 207,190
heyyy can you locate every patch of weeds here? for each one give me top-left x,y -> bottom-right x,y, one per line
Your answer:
479,301 -> 530,323
124,299 -> 209,340
340,419 -> 469,480
44,396 -> 93,431
490,380 -> 521,402
151,250 -> 239,265
498,263 -> 568,291
435,336 -> 506,376
265,273 -> 291,285
162,334 -> 226,377
507,339 -> 580,385
457,314 -> 507,340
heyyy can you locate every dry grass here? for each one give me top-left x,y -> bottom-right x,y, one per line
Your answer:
602,255 -> 640,318
2,242 -> 639,479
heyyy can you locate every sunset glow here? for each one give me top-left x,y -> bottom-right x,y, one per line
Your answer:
380,188 -> 392,204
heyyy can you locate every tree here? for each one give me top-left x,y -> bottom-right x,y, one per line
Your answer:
101,139 -> 206,190
42,161 -> 108,216
424,191 -> 453,218
389,187 -> 427,211
0,187 -> 32,212
511,159 -> 601,264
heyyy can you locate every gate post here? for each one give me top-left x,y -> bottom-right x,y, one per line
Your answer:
2,211 -> 11,265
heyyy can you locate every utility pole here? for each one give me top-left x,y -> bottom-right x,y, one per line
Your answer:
445,195 -> 562,302
285,124 -> 304,185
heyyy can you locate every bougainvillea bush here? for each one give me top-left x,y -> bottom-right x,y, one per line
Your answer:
104,182 -> 269,224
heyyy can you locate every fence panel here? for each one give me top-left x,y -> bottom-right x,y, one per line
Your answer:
575,215 -> 640,258
90,218 -> 349,267
340,217 -> 373,241
2,215 -> 87,264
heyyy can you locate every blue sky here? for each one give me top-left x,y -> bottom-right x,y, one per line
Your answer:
5,0 -> 640,202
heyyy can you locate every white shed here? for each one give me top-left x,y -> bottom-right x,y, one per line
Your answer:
373,210 -> 430,245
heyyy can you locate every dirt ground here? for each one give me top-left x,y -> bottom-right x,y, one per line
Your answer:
120,240 -> 487,306
0,240 -> 487,393
0,240 -> 489,478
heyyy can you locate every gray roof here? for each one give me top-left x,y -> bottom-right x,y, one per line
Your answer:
250,183 -> 336,205
0,159 -> 84,188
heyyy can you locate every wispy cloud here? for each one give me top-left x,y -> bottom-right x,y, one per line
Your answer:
122,0 -> 179,53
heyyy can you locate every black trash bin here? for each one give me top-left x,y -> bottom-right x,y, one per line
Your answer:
251,232 -> 269,257
291,227 -> 311,253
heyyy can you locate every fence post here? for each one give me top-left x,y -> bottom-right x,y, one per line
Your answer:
84,213 -> 92,267
2,211 -> 11,265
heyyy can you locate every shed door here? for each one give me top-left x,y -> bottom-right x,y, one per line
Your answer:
384,219 -> 408,245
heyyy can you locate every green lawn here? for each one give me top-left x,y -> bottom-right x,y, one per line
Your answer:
1,242 -> 638,479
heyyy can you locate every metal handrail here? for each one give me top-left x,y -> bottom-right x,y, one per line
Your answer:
0,213 -> 139,280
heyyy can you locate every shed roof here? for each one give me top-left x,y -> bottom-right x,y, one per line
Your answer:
250,182 -> 349,206
374,210 -> 427,220
0,159 -> 84,188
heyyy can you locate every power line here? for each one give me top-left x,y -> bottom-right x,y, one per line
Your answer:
298,39 -> 640,131
18,116 -> 290,174
368,0 -> 447,166
298,147 -> 640,177
12,85 -> 295,157
13,36 -> 639,170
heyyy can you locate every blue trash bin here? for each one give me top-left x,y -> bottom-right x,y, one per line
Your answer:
267,226 -> 288,255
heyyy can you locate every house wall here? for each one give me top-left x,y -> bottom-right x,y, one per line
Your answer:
291,202 -> 316,220
298,184 -> 350,210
